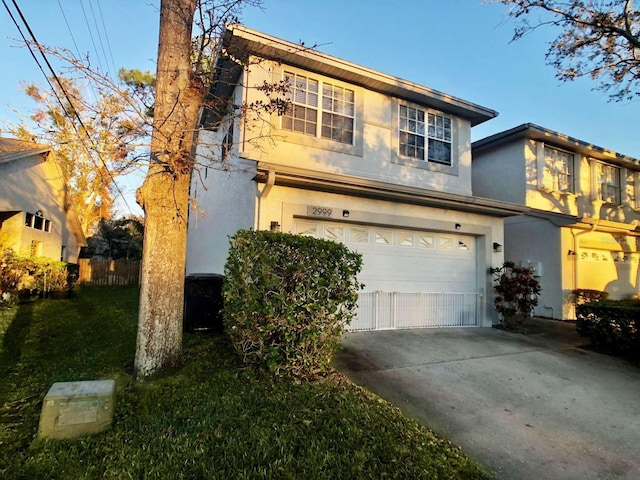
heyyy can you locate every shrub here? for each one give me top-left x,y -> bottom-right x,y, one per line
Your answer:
576,300 -> 640,357
572,288 -> 609,304
489,261 -> 541,327
0,246 -> 78,304
223,229 -> 363,378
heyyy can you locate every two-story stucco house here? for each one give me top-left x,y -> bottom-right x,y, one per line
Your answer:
186,26 -> 526,330
0,138 -> 85,262
472,124 -> 640,320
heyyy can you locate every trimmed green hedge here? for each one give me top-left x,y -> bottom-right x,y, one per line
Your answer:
576,301 -> 640,357
223,229 -> 363,378
572,288 -> 609,304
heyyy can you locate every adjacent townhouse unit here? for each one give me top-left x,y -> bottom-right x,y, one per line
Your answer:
0,137 -> 86,262
472,124 -> 640,320
187,25 -> 526,330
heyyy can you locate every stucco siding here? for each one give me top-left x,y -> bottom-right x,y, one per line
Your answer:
0,153 -> 83,262
186,133 -> 257,276
238,60 -> 474,196
504,215 -> 564,319
472,140 -> 526,204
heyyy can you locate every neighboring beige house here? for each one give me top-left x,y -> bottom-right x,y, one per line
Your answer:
0,138 -> 86,262
472,124 -> 640,320
186,26 -> 526,330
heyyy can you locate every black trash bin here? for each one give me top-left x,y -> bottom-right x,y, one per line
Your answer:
183,274 -> 224,333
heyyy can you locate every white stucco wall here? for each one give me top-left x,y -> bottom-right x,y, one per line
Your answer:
504,215 -> 564,319
0,154 -> 82,262
186,129 -> 257,276
238,59 -> 475,197
472,140 -> 526,204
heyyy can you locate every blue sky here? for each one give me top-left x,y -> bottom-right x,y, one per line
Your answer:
2,0 -> 639,212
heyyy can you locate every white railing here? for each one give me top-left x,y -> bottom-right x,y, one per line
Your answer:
349,291 -> 481,331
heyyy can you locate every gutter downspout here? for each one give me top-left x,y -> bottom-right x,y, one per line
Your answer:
255,169 -> 275,230
571,199 -> 604,316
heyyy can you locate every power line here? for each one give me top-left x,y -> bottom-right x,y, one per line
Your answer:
56,0 -> 82,61
78,0 -> 105,73
87,0 -> 111,77
4,0 -> 134,214
2,0 -> 72,121
95,0 -> 118,76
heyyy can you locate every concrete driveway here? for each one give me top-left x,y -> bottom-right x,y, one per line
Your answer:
333,319 -> 640,480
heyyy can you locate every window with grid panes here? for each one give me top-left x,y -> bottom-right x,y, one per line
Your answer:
544,147 -> 573,192
597,163 -> 621,204
282,71 -> 355,145
399,105 -> 452,165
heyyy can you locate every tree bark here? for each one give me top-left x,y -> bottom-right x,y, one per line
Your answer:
134,0 -> 203,378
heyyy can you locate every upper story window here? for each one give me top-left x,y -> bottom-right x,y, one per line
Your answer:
398,105 -> 452,166
543,146 -> 574,193
25,211 -> 51,232
282,71 -> 355,145
595,162 -> 621,204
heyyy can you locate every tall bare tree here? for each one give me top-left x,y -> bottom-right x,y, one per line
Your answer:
499,0 -> 640,101
134,0 -> 267,377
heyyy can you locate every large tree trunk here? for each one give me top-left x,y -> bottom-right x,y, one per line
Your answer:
134,0 -> 202,378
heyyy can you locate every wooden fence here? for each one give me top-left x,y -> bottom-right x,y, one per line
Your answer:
77,259 -> 141,286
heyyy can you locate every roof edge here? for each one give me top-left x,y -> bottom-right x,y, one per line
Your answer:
472,123 -> 640,168
255,161 -> 528,218
225,25 -> 498,127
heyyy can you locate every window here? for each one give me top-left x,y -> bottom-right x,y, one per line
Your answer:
399,105 -> 452,166
374,230 -> 392,246
543,147 -> 574,192
25,211 -> 51,232
397,232 -> 414,247
349,227 -> 369,244
596,163 -> 621,204
282,71 -> 355,145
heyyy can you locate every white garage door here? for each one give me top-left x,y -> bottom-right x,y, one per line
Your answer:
295,220 -> 480,330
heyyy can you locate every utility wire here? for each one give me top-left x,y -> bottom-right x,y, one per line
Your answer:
5,0 -> 133,214
56,0 -> 82,61
78,0 -> 104,73
2,0 -> 72,122
88,0 -> 111,77
95,0 -> 118,76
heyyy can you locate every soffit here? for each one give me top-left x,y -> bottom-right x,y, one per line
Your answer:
255,162 -> 528,218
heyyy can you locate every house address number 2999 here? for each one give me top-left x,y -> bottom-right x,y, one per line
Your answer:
308,206 -> 333,217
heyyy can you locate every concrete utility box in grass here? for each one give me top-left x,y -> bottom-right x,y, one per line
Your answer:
38,380 -> 116,440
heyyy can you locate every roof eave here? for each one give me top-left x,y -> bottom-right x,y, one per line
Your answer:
254,162 -> 527,218
225,25 -> 498,127
473,123 -> 640,169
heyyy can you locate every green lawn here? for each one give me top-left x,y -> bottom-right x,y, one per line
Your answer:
0,287 -> 489,479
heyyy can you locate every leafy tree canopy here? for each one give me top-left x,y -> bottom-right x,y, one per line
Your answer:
83,216 -> 144,260
500,0 -> 640,101
7,73 -> 153,234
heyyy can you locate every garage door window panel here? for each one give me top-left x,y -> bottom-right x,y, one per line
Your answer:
297,221 -> 319,237
374,230 -> 392,246
419,234 -> 435,249
439,237 -> 454,250
350,227 -> 370,244
397,232 -> 415,247
324,226 -> 344,242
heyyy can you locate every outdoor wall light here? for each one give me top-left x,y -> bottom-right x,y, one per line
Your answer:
455,223 -> 461,230
270,221 -> 281,232
342,210 -> 350,218
493,242 -> 503,252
